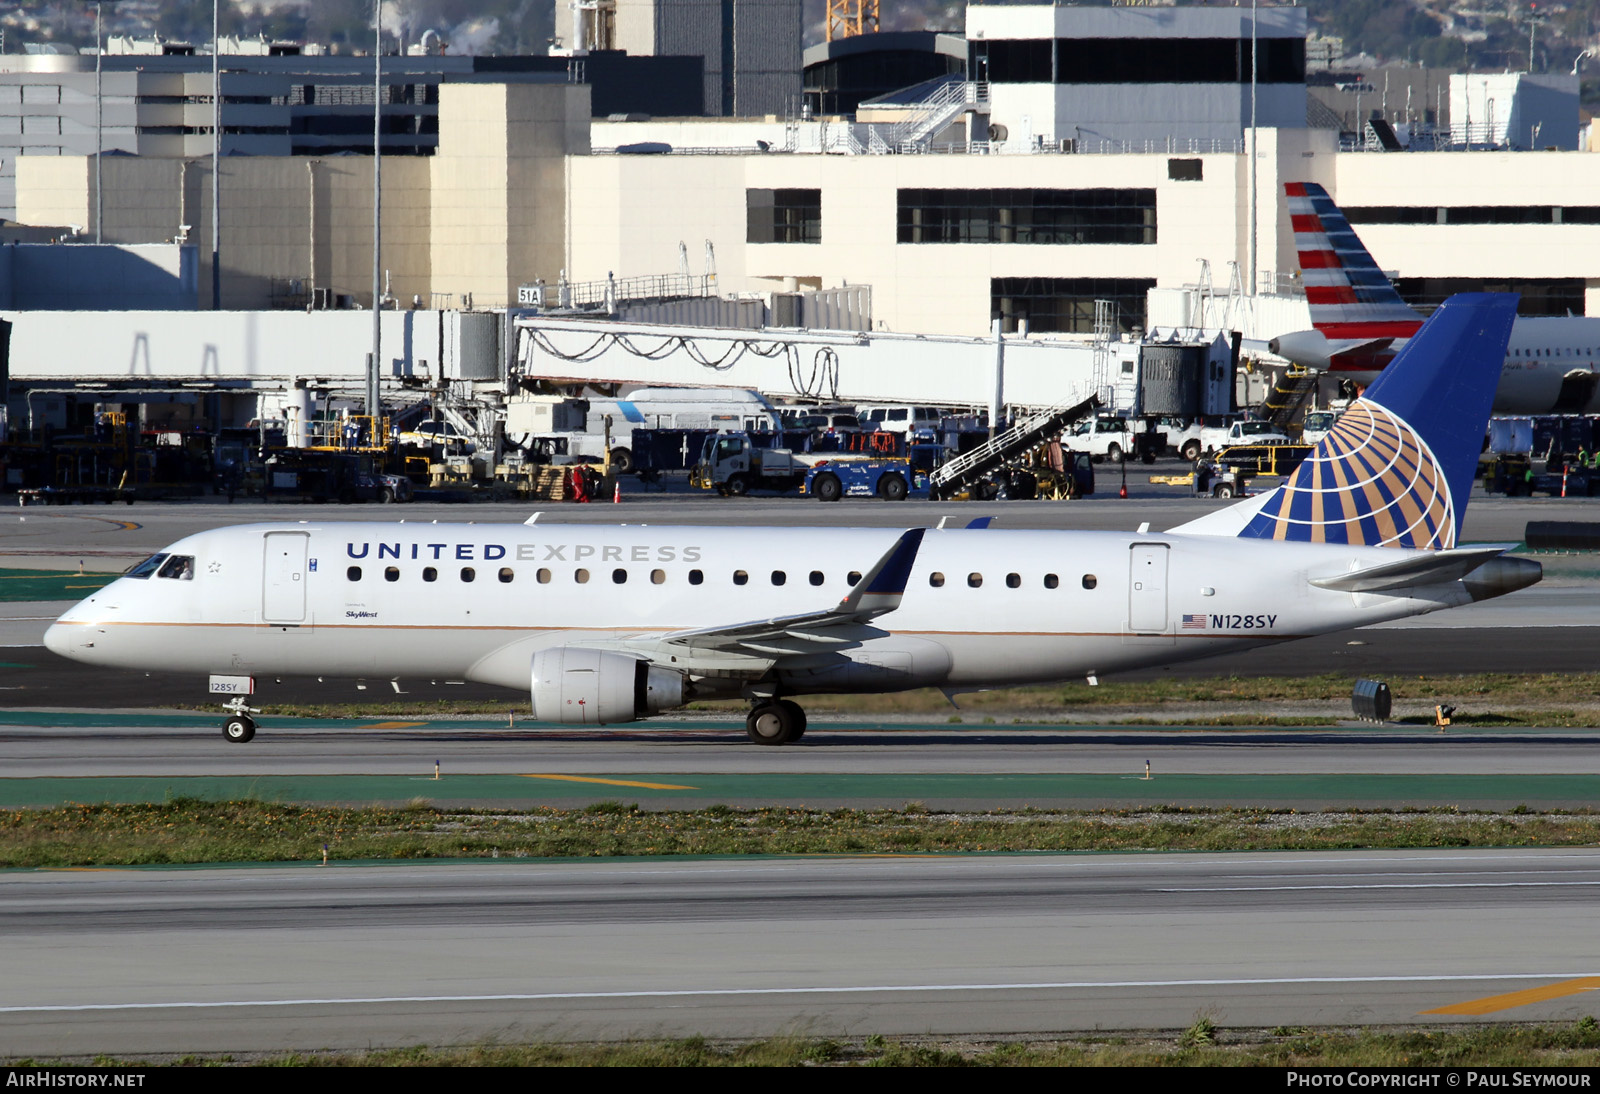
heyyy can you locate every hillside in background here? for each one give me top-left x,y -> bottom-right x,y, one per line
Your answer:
4,1 -> 1596,79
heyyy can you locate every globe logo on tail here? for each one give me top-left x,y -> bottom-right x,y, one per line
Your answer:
1239,401 -> 1455,550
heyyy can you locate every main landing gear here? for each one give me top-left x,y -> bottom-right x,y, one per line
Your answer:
221,696 -> 259,744
746,699 -> 807,745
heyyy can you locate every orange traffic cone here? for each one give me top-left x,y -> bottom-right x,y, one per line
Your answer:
1119,484 -> 1128,498
613,480 -> 622,503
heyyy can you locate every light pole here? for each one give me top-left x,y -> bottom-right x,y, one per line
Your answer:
369,0 -> 382,419
93,1 -> 104,243
211,0 -> 221,309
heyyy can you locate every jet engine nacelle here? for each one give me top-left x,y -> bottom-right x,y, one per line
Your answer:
529,647 -> 685,725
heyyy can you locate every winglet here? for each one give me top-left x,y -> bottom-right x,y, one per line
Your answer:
965,516 -> 996,529
839,528 -> 925,616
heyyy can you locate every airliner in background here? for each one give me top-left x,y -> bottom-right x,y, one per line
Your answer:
46,295 -> 1539,746
1268,182 -> 1600,414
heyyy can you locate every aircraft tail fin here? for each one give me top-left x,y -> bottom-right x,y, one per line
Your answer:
1235,293 -> 1518,550
1287,182 -> 1422,343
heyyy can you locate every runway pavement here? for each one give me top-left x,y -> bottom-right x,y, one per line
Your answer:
4,491 -> 1599,1055
2,849 -> 1597,1055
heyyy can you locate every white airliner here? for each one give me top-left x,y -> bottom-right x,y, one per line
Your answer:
46,295 -> 1540,746
1268,182 -> 1600,414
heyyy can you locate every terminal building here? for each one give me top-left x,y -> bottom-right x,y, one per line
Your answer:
1,2 -> 1598,431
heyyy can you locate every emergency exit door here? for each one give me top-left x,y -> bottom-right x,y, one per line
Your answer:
1128,543 -> 1170,634
263,531 -> 309,625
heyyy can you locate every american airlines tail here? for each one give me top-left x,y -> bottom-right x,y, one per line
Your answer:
1269,182 -> 1424,374
1180,293 -> 1519,550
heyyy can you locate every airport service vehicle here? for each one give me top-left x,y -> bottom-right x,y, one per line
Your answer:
1060,416 -> 1164,464
1198,419 -> 1292,454
46,296 -> 1541,746
262,451 -> 414,504
508,387 -> 783,473
802,456 -> 926,502
694,433 -> 918,499
858,405 -> 944,438
693,432 -> 816,495
396,420 -> 474,454
1268,182 -> 1600,414
1299,411 -> 1341,446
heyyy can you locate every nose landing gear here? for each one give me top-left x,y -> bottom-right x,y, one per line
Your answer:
745,699 -> 807,745
221,696 -> 259,743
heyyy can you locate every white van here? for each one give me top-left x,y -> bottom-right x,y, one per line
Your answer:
858,405 -> 943,437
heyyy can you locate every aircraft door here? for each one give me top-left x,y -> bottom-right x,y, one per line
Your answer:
262,531 -> 310,625
1127,543 -> 1170,634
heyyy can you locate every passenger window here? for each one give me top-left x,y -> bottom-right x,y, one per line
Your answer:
347,566 -> 362,581
809,571 -> 824,586
499,568 -> 515,584
734,570 -> 749,586
968,573 -> 983,588
1082,574 -> 1097,590
771,570 -> 786,586
689,569 -> 704,585
384,566 -> 400,582
575,568 -> 590,584
537,568 -> 552,584
461,567 -> 476,583
423,567 -> 437,582
651,569 -> 666,585
1006,573 -> 1020,588
847,571 -> 861,586
929,572 -> 945,587
126,553 -> 168,579
1044,573 -> 1059,589
612,568 -> 627,584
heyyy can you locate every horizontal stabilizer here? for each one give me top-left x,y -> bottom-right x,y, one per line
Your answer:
1309,546 -> 1513,593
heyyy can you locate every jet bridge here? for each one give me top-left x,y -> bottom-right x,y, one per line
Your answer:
511,315 -> 1199,410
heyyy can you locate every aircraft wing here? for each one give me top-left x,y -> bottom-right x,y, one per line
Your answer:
650,528 -> 926,657
1310,546 -> 1513,593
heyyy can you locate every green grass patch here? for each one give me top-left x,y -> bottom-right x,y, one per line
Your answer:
6,799 -> 1600,869
13,1022 -> 1600,1066
236,672 -> 1600,722
0,568 -> 119,602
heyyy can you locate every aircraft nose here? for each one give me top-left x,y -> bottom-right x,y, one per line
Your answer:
43,622 -> 80,659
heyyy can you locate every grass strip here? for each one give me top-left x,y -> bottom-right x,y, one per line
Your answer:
216,671 -> 1600,721
5,799 -> 1600,868
11,1021 -> 1600,1066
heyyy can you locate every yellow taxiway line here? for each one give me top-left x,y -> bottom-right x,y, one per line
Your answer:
1421,977 -> 1600,1016
519,774 -> 698,791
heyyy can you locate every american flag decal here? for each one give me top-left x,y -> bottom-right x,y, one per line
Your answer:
1181,614 -> 1207,630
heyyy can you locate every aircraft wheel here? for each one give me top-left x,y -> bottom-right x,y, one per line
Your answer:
223,715 -> 256,744
813,472 -> 842,502
879,473 -> 908,501
746,701 -> 801,745
777,698 -> 807,740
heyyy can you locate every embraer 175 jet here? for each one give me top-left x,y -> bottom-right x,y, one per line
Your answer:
47,295 -> 1539,746
1268,182 -> 1600,414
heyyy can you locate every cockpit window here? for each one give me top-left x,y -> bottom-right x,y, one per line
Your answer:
125,554 -> 169,579
157,555 -> 195,580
